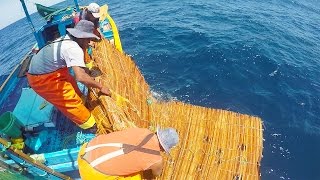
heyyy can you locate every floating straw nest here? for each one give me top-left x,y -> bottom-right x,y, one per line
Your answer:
87,40 -> 263,180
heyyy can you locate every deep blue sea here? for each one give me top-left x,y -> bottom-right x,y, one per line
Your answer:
0,0 -> 319,179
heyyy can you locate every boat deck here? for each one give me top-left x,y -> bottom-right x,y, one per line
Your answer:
0,66 -> 92,179
0,73 -> 88,153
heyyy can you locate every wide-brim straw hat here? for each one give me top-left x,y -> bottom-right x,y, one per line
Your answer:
157,127 -> 179,154
66,20 -> 100,39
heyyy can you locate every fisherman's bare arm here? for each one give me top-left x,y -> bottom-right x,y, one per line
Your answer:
72,66 -> 111,96
149,160 -> 163,177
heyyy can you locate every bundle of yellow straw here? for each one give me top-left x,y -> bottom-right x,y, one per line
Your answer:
87,40 -> 263,179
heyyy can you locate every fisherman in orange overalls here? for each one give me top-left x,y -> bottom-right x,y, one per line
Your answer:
27,20 -> 110,130
78,127 -> 179,179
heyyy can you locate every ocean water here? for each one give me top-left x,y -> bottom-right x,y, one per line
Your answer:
0,0 -> 320,179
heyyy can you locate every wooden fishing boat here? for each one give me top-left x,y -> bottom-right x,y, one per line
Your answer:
0,1 -> 263,179
0,1 -> 119,179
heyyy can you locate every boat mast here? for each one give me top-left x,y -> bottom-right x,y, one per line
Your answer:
19,0 -> 41,44
73,0 -> 80,12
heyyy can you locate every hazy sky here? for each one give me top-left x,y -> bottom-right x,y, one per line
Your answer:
0,0 -> 65,30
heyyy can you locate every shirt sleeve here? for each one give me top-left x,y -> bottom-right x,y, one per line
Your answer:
63,45 -> 86,68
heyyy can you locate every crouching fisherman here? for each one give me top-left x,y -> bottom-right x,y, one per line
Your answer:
27,20 -> 111,130
78,127 -> 179,179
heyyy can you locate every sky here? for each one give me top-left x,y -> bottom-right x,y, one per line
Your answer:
0,0 -> 65,30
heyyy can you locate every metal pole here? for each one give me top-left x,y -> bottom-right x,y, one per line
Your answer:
19,0 -> 44,47
19,0 -> 36,33
73,0 -> 80,12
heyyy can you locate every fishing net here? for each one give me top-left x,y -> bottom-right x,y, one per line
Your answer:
87,40 -> 263,179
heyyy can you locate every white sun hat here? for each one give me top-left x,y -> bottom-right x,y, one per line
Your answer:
157,127 -> 179,154
87,3 -> 100,18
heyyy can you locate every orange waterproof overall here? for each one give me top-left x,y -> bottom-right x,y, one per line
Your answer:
27,67 -> 95,129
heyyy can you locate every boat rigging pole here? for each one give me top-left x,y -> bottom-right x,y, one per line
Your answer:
19,0 -> 43,46
73,0 -> 80,12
